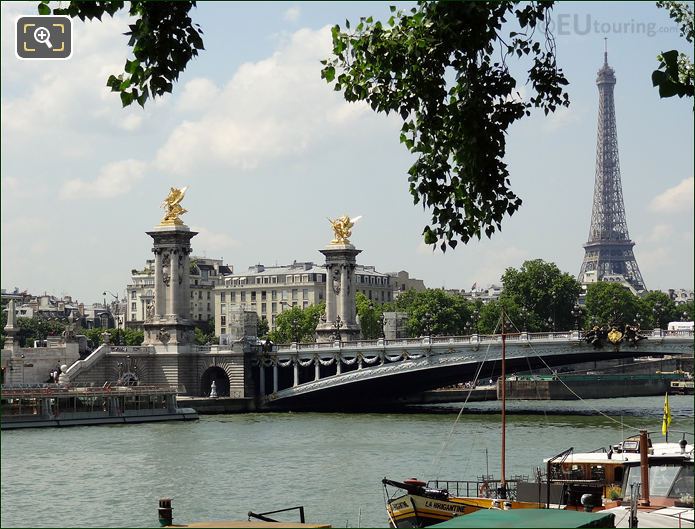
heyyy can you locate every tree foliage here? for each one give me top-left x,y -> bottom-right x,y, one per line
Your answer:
16,317 -> 67,347
500,259 -> 582,331
38,1 -> 204,107
321,1 -> 569,250
652,1 -> 694,101
355,292 -> 384,339
268,302 -> 325,344
82,327 -> 144,347
583,282 -> 641,328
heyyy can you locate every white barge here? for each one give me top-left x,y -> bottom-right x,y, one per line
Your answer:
1,384 -> 198,429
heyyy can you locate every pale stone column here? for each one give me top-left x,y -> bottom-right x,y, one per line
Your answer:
154,251 -> 164,317
168,250 -> 178,316
293,360 -> 299,387
259,366 -> 266,396
314,358 -> 320,381
325,265 -> 336,322
336,356 -> 342,375
340,264 -> 350,323
273,365 -> 279,393
179,248 -> 191,318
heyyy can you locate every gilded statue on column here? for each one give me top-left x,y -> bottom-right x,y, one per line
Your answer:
328,215 -> 361,245
160,186 -> 188,226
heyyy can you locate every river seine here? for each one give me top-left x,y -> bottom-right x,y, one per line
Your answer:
1,395 -> 692,528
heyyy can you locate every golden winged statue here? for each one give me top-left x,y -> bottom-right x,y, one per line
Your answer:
328,214 -> 361,244
160,186 -> 188,226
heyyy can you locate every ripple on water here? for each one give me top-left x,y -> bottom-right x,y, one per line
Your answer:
1,395 -> 693,528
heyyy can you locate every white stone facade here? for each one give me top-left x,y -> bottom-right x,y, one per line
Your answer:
125,256 -> 233,327
214,261 -> 393,336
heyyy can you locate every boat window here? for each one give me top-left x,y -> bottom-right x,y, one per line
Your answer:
668,465 -> 694,498
623,464 -> 684,498
614,467 -> 624,483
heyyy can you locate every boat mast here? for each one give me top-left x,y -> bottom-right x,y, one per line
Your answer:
500,307 -> 507,498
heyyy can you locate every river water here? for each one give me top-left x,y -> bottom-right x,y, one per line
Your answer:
1,395 -> 693,528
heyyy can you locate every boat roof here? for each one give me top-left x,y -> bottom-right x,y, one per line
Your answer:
543,443 -> 694,465
430,509 -> 615,528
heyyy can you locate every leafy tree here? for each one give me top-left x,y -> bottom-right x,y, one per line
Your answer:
390,289 -> 471,337
652,1 -> 694,101
584,282 -> 641,328
477,298 -> 525,334
37,1 -> 204,107
82,327 -> 144,347
681,300 -> 695,321
16,317 -> 68,347
638,290 -> 680,329
257,317 -> 270,339
500,260 -> 581,331
268,302 -> 325,344
355,292 -> 384,339
321,2 -> 569,250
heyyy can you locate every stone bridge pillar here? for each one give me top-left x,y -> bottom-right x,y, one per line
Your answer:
143,224 -> 197,346
316,243 -> 362,342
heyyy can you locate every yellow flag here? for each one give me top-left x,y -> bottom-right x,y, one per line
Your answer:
662,392 -> 672,436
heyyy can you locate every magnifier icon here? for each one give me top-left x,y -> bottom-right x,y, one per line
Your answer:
33,26 -> 53,49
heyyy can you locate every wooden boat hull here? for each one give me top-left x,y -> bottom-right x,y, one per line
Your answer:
386,492 -> 541,528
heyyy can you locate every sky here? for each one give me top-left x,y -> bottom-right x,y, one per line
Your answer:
1,1 -> 693,304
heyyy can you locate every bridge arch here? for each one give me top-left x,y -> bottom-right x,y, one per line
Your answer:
201,366 -> 230,397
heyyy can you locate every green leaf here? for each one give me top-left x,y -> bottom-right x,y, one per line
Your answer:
38,3 -> 50,15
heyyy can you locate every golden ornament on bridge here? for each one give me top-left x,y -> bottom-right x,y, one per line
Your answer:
160,186 -> 188,226
328,215 -> 361,245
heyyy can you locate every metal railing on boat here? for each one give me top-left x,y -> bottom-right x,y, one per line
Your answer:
0,384 -> 185,399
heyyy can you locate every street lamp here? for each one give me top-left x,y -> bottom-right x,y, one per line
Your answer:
470,308 -> 480,333
519,307 -> 529,332
103,290 -> 120,331
682,311 -> 689,322
652,301 -> 663,330
546,316 -> 554,332
332,315 -> 343,341
422,311 -> 433,337
378,313 -> 386,339
571,303 -> 582,331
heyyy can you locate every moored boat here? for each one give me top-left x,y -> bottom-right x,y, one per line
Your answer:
0,383 -> 198,429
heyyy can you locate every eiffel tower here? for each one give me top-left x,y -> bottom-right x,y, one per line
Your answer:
579,46 -> 646,291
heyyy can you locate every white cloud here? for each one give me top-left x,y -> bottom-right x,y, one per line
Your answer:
639,223 -> 674,244
543,104 -> 580,132
191,226 -> 240,255
284,6 -> 300,22
59,159 -> 147,199
155,26 -> 382,174
176,78 -> 221,112
649,177 -> 694,213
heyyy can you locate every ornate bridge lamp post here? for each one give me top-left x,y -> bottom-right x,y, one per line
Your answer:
571,304 -> 583,331
422,312 -> 433,338
546,316 -> 555,332
378,313 -> 386,340
519,308 -> 529,332
470,308 -> 480,334
332,315 -> 343,342
290,318 -> 301,344
652,301 -> 664,330
681,311 -> 689,322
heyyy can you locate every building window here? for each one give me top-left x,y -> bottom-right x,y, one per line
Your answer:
261,302 -> 267,313
191,292 -> 194,298
207,291 -> 211,300
251,291 -> 257,302
221,316 -> 226,326
131,302 -> 137,311
261,291 -> 267,301
221,292 -> 226,302
301,274 -> 308,282
303,301 -> 309,309
287,275 -> 292,284
207,303 -> 210,311
282,290 -> 288,301
302,288 -> 309,300
294,275 -> 300,282
131,313 -> 136,320
230,292 -> 236,302
241,292 -> 246,302
272,302 -> 277,313
221,327 -> 226,334
131,290 -> 136,299
271,276 -> 277,284
292,289 -> 298,300
194,279 -> 199,285
271,290 -> 277,301
221,303 -> 226,312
